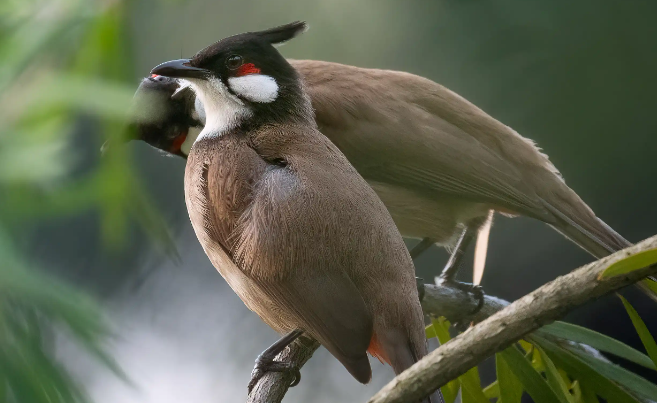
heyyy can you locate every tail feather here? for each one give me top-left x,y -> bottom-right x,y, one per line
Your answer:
541,200 -> 630,258
376,330 -> 445,403
409,346 -> 445,403
541,199 -> 657,300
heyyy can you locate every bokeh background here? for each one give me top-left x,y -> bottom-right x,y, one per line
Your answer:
3,0 -> 657,402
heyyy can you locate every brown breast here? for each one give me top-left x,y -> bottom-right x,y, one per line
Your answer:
183,134 -> 296,332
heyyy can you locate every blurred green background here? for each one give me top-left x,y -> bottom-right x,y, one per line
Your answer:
2,0 -> 657,402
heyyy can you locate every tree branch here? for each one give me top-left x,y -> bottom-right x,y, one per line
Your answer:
246,335 -> 320,403
420,282 -> 508,324
367,235 -> 657,403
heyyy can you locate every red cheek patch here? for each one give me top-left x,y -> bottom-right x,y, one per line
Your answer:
151,74 -> 159,78
170,132 -> 188,153
236,63 -> 261,77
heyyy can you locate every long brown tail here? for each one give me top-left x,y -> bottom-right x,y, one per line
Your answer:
377,329 -> 445,403
540,198 -> 657,301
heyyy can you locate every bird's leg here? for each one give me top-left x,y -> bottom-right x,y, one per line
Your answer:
409,237 -> 437,259
411,239 -> 436,303
410,231 -> 485,320
436,228 -> 485,317
439,229 -> 472,281
248,329 -> 304,393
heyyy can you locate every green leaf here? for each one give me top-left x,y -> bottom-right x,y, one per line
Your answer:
579,383 -> 601,403
482,380 -> 499,399
500,344 -> 563,403
618,295 -> 657,371
598,248 -> 657,279
441,379 -> 460,403
430,318 -> 460,403
569,343 -> 657,401
0,227 -> 126,384
641,278 -> 657,294
536,345 -> 575,403
496,352 -> 523,403
539,321 -> 656,370
28,75 -> 137,121
533,336 -> 639,403
431,317 -> 452,345
425,323 -> 437,339
571,380 -> 601,403
0,1 -> 138,402
570,380 -> 582,403
529,343 -> 544,371
460,366 -> 489,403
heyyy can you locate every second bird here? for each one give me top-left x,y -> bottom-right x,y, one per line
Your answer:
151,22 -> 442,402
117,40 -> 657,301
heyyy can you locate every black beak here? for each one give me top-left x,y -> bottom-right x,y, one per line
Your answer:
151,59 -> 209,80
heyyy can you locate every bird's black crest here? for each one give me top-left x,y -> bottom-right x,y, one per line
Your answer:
190,21 -> 308,67
253,21 -> 308,46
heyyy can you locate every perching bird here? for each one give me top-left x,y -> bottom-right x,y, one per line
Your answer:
150,22 -> 444,402
114,56 -> 657,300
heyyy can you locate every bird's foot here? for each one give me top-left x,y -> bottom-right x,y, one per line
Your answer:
436,276 -> 485,330
247,355 -> 301,393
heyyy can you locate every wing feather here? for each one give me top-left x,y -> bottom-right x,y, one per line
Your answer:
195,131 -> 377,383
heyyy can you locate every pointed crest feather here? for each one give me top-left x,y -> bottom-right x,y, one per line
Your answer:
254,21 -> 308,46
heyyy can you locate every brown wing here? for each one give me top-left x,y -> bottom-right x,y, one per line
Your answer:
295,60 -> 630,254
196,134 -> 375,383
232,153 -> 377,383
252,272 -> 373,383
295,60 -> 552,221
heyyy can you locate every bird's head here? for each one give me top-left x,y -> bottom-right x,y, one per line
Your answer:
101,74 -> 200,158
150,21 -> 311,137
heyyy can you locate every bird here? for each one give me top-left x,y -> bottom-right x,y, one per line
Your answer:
113,55 -> 657,301
149,22 -> 444,402
122,73 -> 200,158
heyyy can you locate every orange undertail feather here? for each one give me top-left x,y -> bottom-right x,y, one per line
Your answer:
367,333 -> 391,365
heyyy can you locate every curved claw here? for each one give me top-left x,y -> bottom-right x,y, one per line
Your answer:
247,361 -> 301,393
437,279 -> 486,330
289,368 -> 301,387
247,371 -> 261,393
469,285 -> 485,315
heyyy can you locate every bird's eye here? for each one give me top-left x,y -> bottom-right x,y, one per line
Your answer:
226,55 -> 243,70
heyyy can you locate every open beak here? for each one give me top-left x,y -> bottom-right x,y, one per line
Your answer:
151,59 -> 209,80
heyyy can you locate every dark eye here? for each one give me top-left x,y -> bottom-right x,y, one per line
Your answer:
226,55 -> 243,70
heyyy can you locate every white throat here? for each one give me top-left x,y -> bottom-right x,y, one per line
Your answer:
183,73 -> 280,148
187,77 -> 252,143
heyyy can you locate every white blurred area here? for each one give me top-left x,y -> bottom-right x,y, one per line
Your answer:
63,227 -> 394,403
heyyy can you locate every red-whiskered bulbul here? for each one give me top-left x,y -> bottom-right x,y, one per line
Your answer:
111,59 -> 657,301
149,22 -> 444,402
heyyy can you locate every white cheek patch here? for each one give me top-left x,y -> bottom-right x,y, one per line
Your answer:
227,74 -> 279,103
